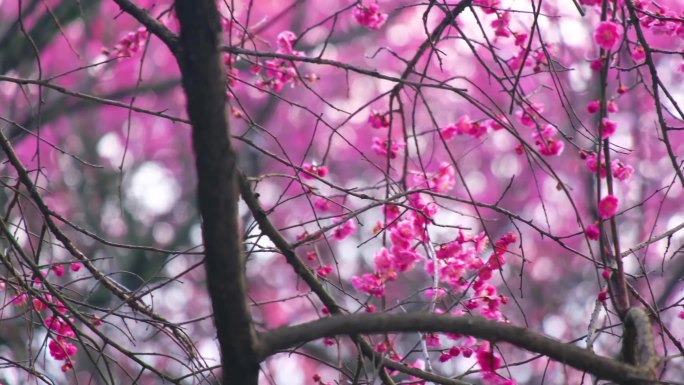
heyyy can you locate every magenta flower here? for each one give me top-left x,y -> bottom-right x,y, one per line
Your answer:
584,152 -> 607,178
476,342 -> 501,372
302,163 -> 328,179
598,195 -> 619,219
585,222 -> 600,240
594,21 -> 622,51
368,110 -> 390,128
600,118 -> 617,139
351,273 -> 385,297
331,217 -> 356,240
491,12 -> 511,37
587,100 -> 600,114
632,45 -> 646,62
607,100 -> 619,113
441,123 -> 458,140
612,160 -> 634,181
275,31 -> 297,55
316,265 -> 333,277
533,125 -> 564,156
352,3 -> 387,30
473,0 -> 501,14
371,137 -> 405,159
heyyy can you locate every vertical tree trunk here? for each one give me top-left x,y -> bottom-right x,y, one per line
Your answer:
174,1 -> 259,384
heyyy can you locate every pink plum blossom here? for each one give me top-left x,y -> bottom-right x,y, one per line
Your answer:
594,21 -> 622,51
331,217 -> 356,240
598,195 -> 619,219
612,160 -> 634,181
632,45 -> 646,62
600,118 -> 617,139
302,163 -> 329,179
368,110 -> 390,128
353,3 -> 387,30
351,273 -> 384,297
371,137 -> 405,159
587,100 -> 600,114
585,222 -> 600,240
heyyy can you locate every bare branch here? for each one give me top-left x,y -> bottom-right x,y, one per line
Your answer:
259,312 -> 654,385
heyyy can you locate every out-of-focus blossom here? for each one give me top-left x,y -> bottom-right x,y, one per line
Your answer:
368,110 -> 390,128
612,160 -> 634,181
598,195 -> 619,219
585,222 -> 600,240
302,163 -> 329,179
632,45 -> 646,62
351,273 -> 384,297
353,3 -> 387,30
600,118 -> 617,139
331,217 -> 356,240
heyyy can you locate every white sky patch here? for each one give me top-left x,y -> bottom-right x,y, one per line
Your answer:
190,222 -> 203,246
152,221 -> 174,245
568,64 -> 589,93
160,285 -> 188,315
97,132 -> 124,163
387,23 -> 411,47
491,153 -> 521,178
464,171 -> 486,195
270,355 -> 305,385
125,162 -> 180,218
542,314 -> 568,339
8,216 -> 29,248
197,339 -> 221,367
560,18 -> 590,48
656,57 -> 684,112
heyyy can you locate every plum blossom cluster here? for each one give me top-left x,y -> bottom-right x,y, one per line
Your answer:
13,292 -> 81,372
581,152 -> 634,182
508,42 -> 554,73
254,31 -> 306,92
434,325 -> 514,384
367,110 -> 405,159
428,231 -> 516,321
589,3 -> 684,72
441,115 -> 487,140
223,54 -> 240,89
331,217 -> 357,240
515,103 -> 564,156
411,163 -> 456,193
107,27 -> 149,57
352,194 -> 439,297
427,231 -> 517,385
473,0 -> 501,14
631,1 -> 684,39
372,137 -> 405,159
584,194 -> 623,241
436,338 -> 515,385
475,3 -> 556,74
349,190 -> 515,384
301,163 -> 329,180
352,3 -> 387,30
368,110 -> 390,129
51,262 -> 82,278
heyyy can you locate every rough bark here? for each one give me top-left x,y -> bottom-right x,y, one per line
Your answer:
174,1 -> 259,384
